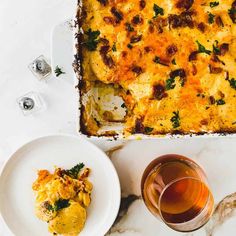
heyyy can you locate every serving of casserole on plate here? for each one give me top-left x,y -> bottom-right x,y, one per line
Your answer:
74,0 -> 236,138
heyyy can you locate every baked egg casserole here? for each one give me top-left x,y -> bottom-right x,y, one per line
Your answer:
32,163 -> 92,235
74,0 -> 236,137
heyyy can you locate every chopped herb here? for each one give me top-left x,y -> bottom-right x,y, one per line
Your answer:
213,40 -> 220,54
216,99 -> 226,105
210,1 -> 219,8
148,20 -> 153,24
44,202 -> 54,212
171,111 -> 180,128
171,58 -> 176,65
65,163 -> 84,179
127,43 -> 133,49
206,106 -> 210,110
228,8 -> 236,15
229,78 -> 236,90
54,66 -> 65,77
125,22 -> 134,32
232,121 -> 236,125
144,127 -> 154,134
153,4 -> 164,18
121,103 -> 126,108
208,12 -> 215,24
196,41 -> 211,55
112,42 -> 117,52
197,93 -> 205,98
165,77 -> 176,90
84,28 -> 100,51
54,199 -> 70,211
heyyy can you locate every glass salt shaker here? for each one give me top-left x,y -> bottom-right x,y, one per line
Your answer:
28,55 -> 52,80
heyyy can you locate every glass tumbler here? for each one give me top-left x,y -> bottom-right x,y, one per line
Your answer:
141,154 -> 214,232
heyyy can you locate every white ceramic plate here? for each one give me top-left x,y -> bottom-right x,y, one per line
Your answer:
0,135 -> 120,236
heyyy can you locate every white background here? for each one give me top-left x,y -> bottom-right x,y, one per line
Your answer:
0,0 -> 236,236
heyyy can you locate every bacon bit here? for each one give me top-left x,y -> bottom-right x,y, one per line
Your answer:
97,0 -> 108,6
139,0 -> 146,10
200,119 -> 208,125
209,65 -> 223,74
100,46 -> 115,68
153,84 -> 168,100
189,51 -> 198,61
211,54 -> 225,65
218,91 -> 225,98
229,0 -> 236,23
130,35 -> 142,43
111,7 -> 123,23
121,51 -> 127,58
209,96 -> 216,104
215,16 -> 224,27
144,46 -> 152,53
103,16 -> 115,25
170,69 -> 186,79
131,15 -> 144,25
225,71 -> 229,80
99,38 -> 109,45
197,22 -> 206,32
131,66 -> 143,75
168,11 -> 194,29
166,44 -> 178,57
148,23 -> 155,33
176,0 -> 194,10
153,17 -> 168,33
134,118 -> 144,133
219,43 -> 229,56
79,168 -> 90,179
192,64 -> 197,75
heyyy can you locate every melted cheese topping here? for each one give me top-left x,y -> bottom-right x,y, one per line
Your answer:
80,0 -> 236,136
32,167 -> 92,235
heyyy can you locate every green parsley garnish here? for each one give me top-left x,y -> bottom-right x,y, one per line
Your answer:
213,40 -> 220,54
216,99 -> 226,105
165,77 -> 176,90
171,111 -> 180,128
208,12 -> 215,24
229,78 -> 236,90
197,93 -> 205,98
121,103 -> 126,108
171,59 -> 176,65
144,127 -> 154,134
127,43 -> 133,49
228,8 -> 236,15
65,163 -> 84,179
153,4 -> 164,18
112,42 -> 117,52
54,66 -> 65,77
54,199 -> 70,211
45,199 -> 70,212
196,41 -> 211,55
84,28 -> 100,51
210,1 -> 219,8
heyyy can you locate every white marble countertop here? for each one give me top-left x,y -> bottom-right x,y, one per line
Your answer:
0,0 -> 236,235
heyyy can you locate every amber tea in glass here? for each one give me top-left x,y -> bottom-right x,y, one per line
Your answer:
141,154 -> 214,232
